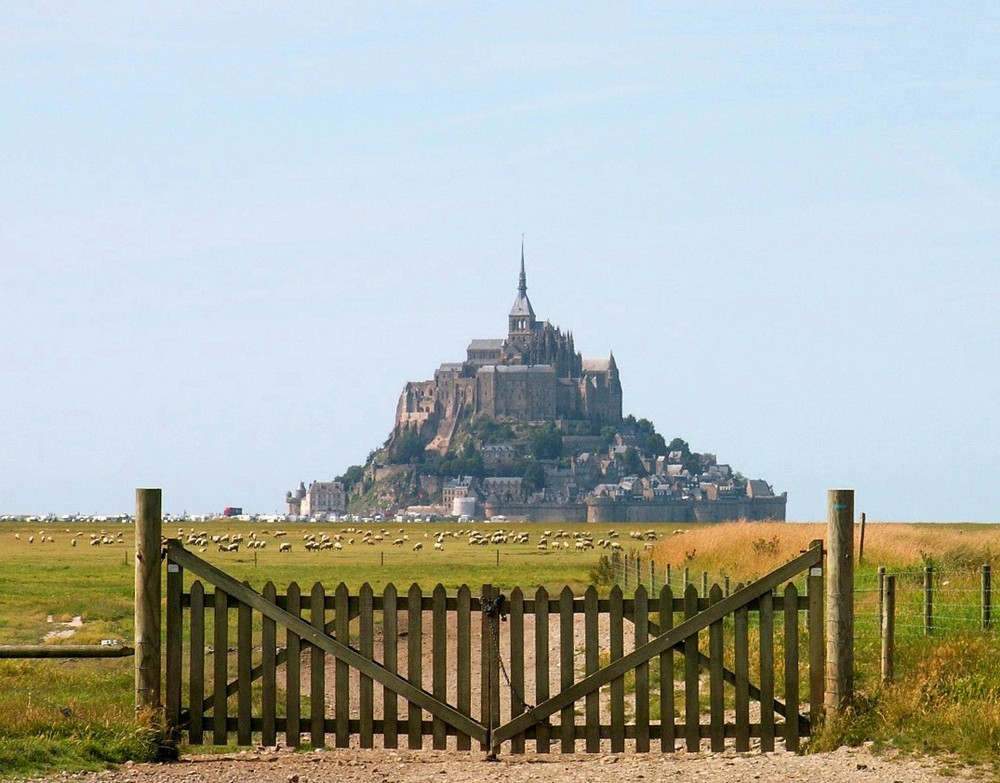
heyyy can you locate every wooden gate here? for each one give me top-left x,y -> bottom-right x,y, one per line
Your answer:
164,539 -> 823,753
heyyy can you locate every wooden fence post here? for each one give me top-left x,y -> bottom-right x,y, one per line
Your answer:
983,564 -> 992,631
877,566 -> 886,643
881,575 -> 895,684
826,489 -> 854,713
135,488 -> 162,715
924,565 -> 934,636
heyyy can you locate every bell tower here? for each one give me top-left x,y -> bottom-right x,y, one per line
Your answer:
508,240 -> 535,344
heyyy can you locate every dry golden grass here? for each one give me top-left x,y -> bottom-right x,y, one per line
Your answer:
652,521 -> 1000,584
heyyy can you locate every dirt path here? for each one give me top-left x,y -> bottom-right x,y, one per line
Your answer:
24,746 -> 975,783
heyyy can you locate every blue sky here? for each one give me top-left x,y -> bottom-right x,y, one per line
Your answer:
1,3 -> 997,521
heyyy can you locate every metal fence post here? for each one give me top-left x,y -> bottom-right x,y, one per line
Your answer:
881,575 -> 895,684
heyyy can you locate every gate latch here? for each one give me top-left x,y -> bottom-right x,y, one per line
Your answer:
483,593 -> 508,622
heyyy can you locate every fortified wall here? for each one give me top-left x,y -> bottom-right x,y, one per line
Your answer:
481,495 -> 786,524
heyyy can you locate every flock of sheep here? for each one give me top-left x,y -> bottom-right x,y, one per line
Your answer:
9,529 -> 125,546
5,524 -> 671,555
193,525 -> 663,555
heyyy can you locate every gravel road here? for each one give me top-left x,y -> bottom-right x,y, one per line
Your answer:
21,745 -> 976,783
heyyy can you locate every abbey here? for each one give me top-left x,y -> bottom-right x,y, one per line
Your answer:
394,250 -> 623,451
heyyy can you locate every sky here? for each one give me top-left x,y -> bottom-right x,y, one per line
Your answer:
1,3 -> 997,522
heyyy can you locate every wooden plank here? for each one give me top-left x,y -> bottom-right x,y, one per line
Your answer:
683,584 -> 699,752
609,585 -> 625,753
456,585 -> 472,751
359,583 -> 374,749
708,584 -> 724,752
408,583 -> 423,749
734,597 -> 750,752
189,581 -> 205,745
509,587 -> 526,754
165,558 -> 183,744
0,644 -> 136,659
213,588 -> 228,746
784,583 -> 800,752
807,543 -> 825,727
634,585 -> 650,753
560,586 -> 575,753
310,582 -> 326,748
535,586 -> 551,754
261,582 -> 277,748
759,589 -> 775,753
432,584 -> 447,749
383,583 -> 398,749
658,584 -> 674,752
335,583 -> 350,748
285,583 -> 301,748
491,545 -> 823,747
168,543 -> 487,744
584,586 -> 599,753
237,597 -> 252,745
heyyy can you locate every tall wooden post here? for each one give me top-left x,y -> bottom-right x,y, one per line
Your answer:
135,488 -> 163,714
825,489 -> 854,713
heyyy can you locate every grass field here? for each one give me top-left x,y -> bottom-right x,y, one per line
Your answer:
2,518 -> 999,777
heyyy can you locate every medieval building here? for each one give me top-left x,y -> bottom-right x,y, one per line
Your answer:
393,250 -> 622,451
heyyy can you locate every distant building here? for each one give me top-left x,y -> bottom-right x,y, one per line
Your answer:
286,480 -> 347,517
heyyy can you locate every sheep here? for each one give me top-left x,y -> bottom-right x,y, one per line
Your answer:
412,542 -> 423,551
434,541 -> 444,551
279,542 -> 292,553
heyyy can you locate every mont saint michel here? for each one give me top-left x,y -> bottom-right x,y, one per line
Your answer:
287,251 -> 786,523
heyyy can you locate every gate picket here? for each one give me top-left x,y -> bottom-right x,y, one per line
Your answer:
335,583 -> 350,747
456,585 -> 472,751
658,583 -> 675,751
407,583 -> 422,749
261,582 -> 277,748
285,582 -> 301,748
310,582 -> 325,748
382,583 -> 399,749
534,586 -> 551,753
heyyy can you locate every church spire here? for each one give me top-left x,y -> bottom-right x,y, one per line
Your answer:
519,235 -> 527,296
509,236 -> 536,338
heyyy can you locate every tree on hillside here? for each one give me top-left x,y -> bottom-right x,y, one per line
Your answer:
623,446 -> 647,477
531,421 -> 562,460
522,458 -> 546,494
668,437 -> 702,476
391,429 -> 428,464
337,464 -> 365,491
647,432 -> 668,456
